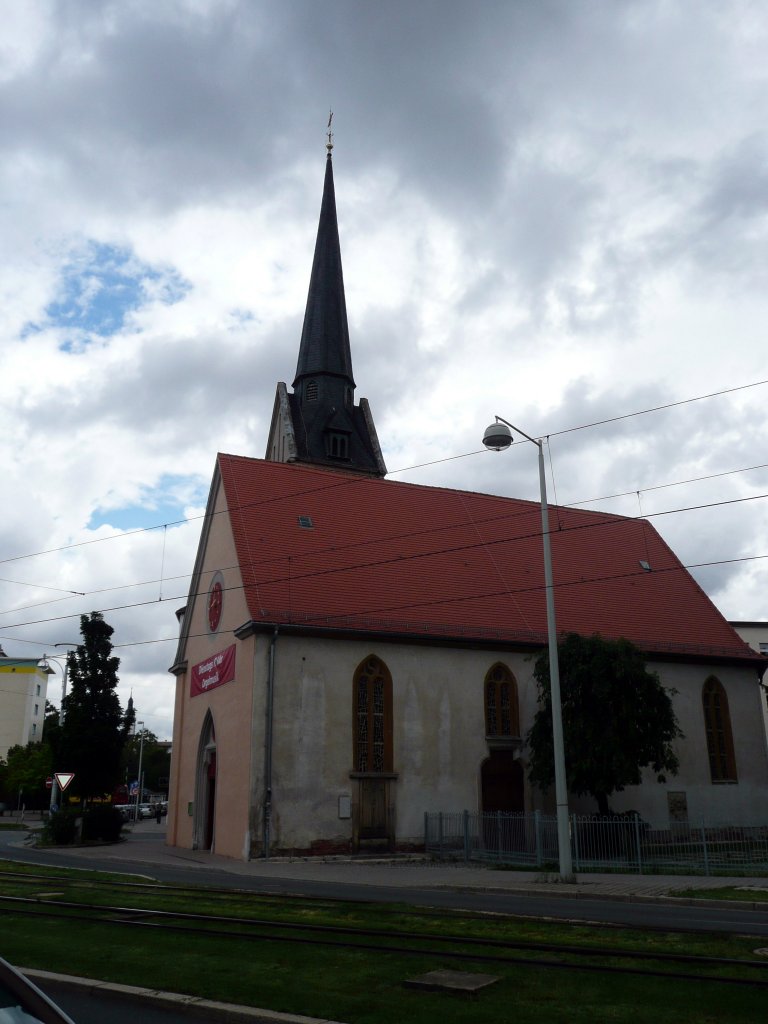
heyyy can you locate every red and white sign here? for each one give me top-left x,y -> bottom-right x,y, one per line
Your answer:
45,777 -> 53,789
191,644 -> 236,698
55,773 -> 75,791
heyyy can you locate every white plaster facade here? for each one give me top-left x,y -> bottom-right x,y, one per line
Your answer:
169,591 -> 768,859
0,655 -> 49,761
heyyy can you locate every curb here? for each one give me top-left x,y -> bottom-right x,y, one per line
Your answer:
430,882 -> 768,912
24,969 -> 345,1024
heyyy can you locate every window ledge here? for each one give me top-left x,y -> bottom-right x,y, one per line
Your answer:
485,735 -> 523,751
349,772 -> 399,780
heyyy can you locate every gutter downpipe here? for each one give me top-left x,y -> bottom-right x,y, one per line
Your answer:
263,626 -> 278,859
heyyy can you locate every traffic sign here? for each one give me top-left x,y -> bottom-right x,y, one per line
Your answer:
54,773 -> 75,791
45,777 -> 53,789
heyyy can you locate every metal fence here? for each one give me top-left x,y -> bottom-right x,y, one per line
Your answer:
424,811 -> 768,875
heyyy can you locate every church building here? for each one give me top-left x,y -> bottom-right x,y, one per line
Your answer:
166,140 -> 768,860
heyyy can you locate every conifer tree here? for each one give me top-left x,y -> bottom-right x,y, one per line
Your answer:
57,611 -> 131,802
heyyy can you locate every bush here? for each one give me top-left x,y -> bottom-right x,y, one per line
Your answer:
81,805 -> 124,843
41,810 -> 79,846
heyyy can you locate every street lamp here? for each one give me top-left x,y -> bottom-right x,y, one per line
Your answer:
482,416 -> 574,882
37,646 -> 77,816
134,722 -> 145,823
37,643 -> 78,723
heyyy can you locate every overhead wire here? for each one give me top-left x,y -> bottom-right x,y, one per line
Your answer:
1,449 -> 766,618
1,375 -> 766,574
1,490 -> 766,643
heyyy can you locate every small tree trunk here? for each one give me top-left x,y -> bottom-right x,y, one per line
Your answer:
595,792 -> 610,816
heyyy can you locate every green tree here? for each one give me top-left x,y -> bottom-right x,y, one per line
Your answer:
57,612 -> 132,802
527,632 -> 682,815
120,727 -> 170,796
2,742 -> 53,809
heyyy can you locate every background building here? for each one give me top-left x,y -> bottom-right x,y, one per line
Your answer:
0,645 -> 49,761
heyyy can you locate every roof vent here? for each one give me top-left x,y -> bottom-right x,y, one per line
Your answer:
297,515 -> 314,529
639,560 -> 652,572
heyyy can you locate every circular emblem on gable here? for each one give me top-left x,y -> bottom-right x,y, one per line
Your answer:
207,577 -> 223,633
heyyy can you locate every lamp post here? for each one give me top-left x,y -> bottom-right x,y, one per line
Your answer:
37,647 -> 76,815
37,643 -> 78,723
134,722 -> 145,823
482,416 -> 574,882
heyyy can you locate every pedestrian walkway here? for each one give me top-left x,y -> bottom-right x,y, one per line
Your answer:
11,817 -> 768,906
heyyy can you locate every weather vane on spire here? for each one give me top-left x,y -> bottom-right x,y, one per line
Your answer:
326,110 -> 334,154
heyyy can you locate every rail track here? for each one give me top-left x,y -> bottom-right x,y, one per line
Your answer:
1,868 -> 767,990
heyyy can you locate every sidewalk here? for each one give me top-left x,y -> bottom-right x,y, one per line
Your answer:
12,817 -> 768,907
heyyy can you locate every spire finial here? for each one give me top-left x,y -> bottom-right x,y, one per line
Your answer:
326,109 -> 334,155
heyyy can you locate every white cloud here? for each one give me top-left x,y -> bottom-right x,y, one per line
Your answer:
1,0 -> 767,737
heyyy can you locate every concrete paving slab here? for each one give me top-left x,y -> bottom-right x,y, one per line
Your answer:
404,969 -> 500,996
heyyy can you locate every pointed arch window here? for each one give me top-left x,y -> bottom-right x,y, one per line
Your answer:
485,663 -> 519,737
702,676 -> 737,783
353,655 -> 392,773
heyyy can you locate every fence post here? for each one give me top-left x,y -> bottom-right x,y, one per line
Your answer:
701,818 -> 710,876
463,809 -> 470,862
572,814 -> 580,871
534,810 -> 542,867
634,813 -> 643,875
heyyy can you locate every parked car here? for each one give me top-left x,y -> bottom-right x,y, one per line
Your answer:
114,803 -> 141,821
0,957 -> 76,1023
138,803 -> 153,819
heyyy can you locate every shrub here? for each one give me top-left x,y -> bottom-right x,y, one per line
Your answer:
41,810 -> 79,846
81,805 -> 124,843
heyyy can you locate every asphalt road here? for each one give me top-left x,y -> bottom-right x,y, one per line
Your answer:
36,982 -> 205,1024
2,826 -> 768,937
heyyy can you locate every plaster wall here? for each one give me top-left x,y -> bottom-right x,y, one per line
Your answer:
266,642 -> 768,847
730,623 -> 768,762
265,636 -> 543,850
167,476 -> 255,860
0,664 -> 47,760
582,660 -> 768,826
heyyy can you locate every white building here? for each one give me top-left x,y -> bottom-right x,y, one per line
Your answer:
0,646 -> 49,761
166,148 -> 768,861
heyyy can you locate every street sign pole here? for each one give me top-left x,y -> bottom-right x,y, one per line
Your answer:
48,777 -> 58,815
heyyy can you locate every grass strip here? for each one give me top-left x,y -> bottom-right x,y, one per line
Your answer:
1,862 -> 767,1023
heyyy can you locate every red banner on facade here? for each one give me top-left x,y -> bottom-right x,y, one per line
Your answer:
191,644 -> 236,698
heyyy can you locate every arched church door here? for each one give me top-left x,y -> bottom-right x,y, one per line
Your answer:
481,751 -> 524,854
194,713 -> 217,851
481,750 -> 524,814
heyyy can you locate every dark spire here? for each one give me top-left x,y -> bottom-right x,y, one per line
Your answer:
265,129 -> 386,477
293,149 -> 355,389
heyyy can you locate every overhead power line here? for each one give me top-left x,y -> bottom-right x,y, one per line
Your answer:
1,489 -> 766,640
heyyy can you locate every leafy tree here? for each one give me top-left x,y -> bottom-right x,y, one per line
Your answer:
120,728 -> 170,796
42,700 -> 61,760
527,632 -> 682,815
2,742 -> 53,809
57,612 -> 132,802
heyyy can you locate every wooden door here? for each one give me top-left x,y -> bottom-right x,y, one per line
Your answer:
359,778 -> 387,839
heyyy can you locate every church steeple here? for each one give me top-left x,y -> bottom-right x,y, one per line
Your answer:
265,129 -> 386,477
293,146 -> 355,393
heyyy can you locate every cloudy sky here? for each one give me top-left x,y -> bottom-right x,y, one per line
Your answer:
1,0 -> 767,739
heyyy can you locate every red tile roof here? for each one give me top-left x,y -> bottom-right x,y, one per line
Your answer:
218,454 -> 759,663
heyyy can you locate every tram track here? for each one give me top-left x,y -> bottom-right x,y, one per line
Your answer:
1,888 -> 768,990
